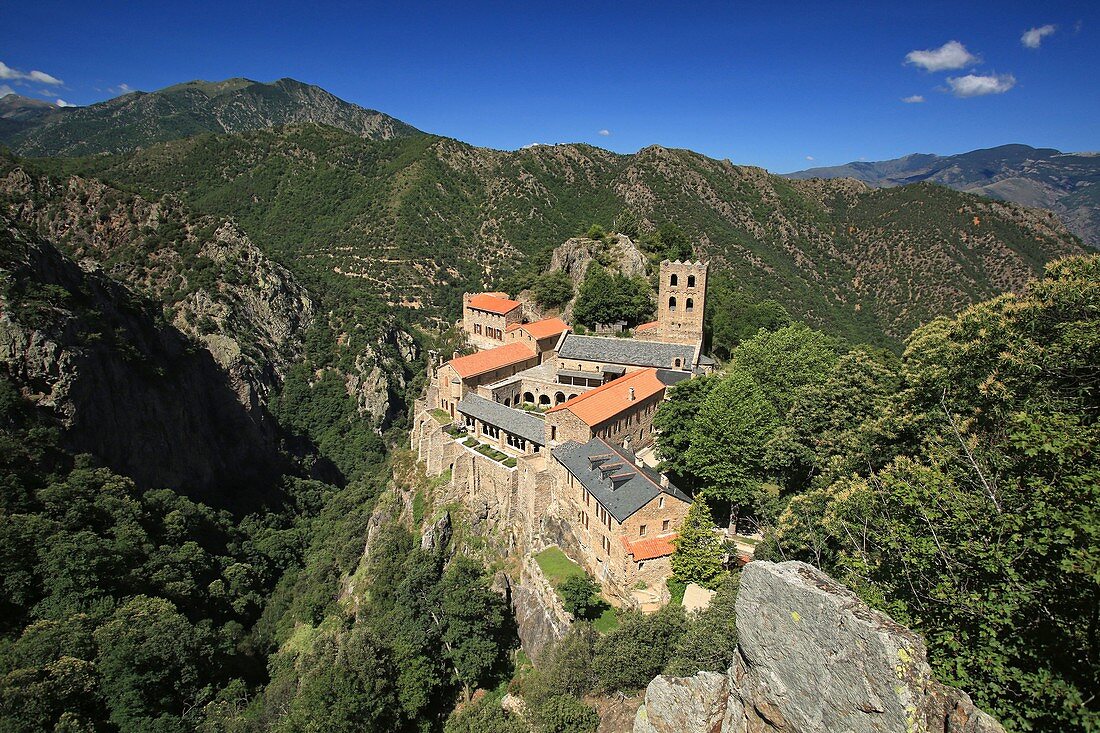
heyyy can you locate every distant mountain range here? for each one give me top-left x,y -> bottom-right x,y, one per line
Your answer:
0,77 -> 419,156
785,144 -> 1100,246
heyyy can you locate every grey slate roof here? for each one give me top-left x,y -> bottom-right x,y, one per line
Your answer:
655,369 -> 692,387
556,334 -> 696,370
457,394 -> 546,445
552,438 -> 691,522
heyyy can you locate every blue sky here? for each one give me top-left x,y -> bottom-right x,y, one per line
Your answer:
2,1 -> 1097,171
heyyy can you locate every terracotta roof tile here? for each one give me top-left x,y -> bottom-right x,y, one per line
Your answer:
445,343 -> 536,379
634,320 -> 659,332
468,293 -> 521,315
547,368 -> 665,426
620,534 -> 678,561
519,317 -> 569,340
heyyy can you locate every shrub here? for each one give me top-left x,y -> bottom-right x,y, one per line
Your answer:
558,574 -> 602,620
532,271 -> 574,310
592,605 -> 686,692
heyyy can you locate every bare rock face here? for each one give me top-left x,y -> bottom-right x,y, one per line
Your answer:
634,561 -> 1004,733
545,233 -> 648,321
511,553 -> 572,660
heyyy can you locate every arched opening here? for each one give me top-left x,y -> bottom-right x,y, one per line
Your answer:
554,391 -> 566,405
686,297 -> 694,312
674,358 -> 682,368
668,296 -> 677,311
523,391 -> 535,404
687,274 -> 696,288
539,394 -> 551,406
503,396 -> 511,407
669,273 -> 678,286
568,393 -> 578,400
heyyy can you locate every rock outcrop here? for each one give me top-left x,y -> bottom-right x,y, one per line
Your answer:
540,234 -> 648,321
511,554 -> 573,660
635,561 -> 1004,733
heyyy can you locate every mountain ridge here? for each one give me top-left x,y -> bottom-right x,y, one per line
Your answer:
785,144 -> 1100,246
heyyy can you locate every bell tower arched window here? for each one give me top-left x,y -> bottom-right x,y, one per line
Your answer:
686,298 -> 694,312
687,274 -> 696,288
668,296 -> 677,311
669,273 -> 678,287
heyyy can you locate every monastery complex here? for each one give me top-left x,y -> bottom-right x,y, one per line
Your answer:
414,260 -> 713,609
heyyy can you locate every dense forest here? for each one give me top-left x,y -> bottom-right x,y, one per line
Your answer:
654,255 -> 1100,733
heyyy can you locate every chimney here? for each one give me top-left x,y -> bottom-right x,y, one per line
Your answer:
660,473 -> 670,488
453,350 -> 460,360
628,387 -> 635,401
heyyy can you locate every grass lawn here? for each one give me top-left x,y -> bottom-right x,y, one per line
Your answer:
592,606 -> 619,633
534,547 -> 587,586
535,547 -> 620,632
430,408 -> 452,425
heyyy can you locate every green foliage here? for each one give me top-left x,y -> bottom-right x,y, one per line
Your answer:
571,263 -> 653,328
670,499 -> 725,590
763,256 -> 1100,733
706,274 -> 792,358
638,222 -> 693,269
592,605 -> 687,692
664,574 -> 740,676
558,574 -> 603,620
532,270 -> 575,310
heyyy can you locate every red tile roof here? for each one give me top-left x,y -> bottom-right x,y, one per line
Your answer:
518,317 -> 569,340
634,320 -> 659,332
467,293 -> 521,315
620,533 -> 678,561
444,342 -> 536,379
547,368 -> 665,426
505,323 -> 522,332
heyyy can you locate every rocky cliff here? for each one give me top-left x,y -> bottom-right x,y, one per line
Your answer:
635,561 -> 1003,733
0,221 -> 287,501
534,233 -> 648,321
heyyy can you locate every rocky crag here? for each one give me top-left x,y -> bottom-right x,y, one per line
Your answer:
0,222 -> 287,500
635,561 -> 1003,733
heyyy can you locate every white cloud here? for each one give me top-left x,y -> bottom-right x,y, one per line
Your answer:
905,41 -> 978,71
0,84 -> 15,97
805,155 -> 815,161
598,129 -> 610,136
113,83 -> 132,93
0,60 -> 63,85
902,94 -> 926,103
55,98 -> 75,107
946,73 -> 1016,97
27,70 -> 62,85
1021,24 -> 1056,48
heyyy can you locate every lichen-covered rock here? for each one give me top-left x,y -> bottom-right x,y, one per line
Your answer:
633,672 -> 728,733
634,561 -> 1005,733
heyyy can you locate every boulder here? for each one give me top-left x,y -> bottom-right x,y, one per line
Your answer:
634,561 -> 1005,733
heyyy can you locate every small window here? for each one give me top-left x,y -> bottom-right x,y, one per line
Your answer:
668,296 -> 677,311
662,519 -> 670,532
639,524 -> 647,537
658,496 -> 665,508
638,561 -> 645,570
670,273 -> 678,286
687,274 -> 696,288
673,358 -> 681,368
686,298 -> 694,312
551,425 -> 557,440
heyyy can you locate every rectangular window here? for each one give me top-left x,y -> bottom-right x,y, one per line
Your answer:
662,519 -> 670,532
658,496 -> 665,509
551,425 -> 557,441
639,525 -> 647,537
474,324 -> 482,334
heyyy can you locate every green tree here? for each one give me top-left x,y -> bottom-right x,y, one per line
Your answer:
571,263 -> 653,328
592,605 -> 686,692
730,323 -> 839,416
440,556 -> 508,700
558,574 -> 603,620
685,369 -> 780,531
532,270 -> 574,310
665,573 -> 740,676
94,595 -> 216,732
765,256 -> 1100,733
670,499 -> 724,589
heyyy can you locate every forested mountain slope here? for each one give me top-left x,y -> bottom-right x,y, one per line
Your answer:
786,144 -> 1100,247
39,125 -> 1083,345
0,78 -> 420,157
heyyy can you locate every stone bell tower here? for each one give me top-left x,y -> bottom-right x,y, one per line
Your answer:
654,259 -> 707,345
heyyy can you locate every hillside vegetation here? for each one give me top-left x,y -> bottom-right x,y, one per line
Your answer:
34,123 -> 1082,346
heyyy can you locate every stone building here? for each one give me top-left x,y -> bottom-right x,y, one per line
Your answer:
457,393 -> 546,457
505,317 -> 569,362
555,333 -> 708,375
436,342 -> 537,418
463,292 -> 524,349
545,367 -> 687,451
636,259 -> 708,346
550,438 -> 691,593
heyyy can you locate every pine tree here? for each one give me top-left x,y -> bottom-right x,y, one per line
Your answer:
670,498 -> 724,590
